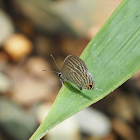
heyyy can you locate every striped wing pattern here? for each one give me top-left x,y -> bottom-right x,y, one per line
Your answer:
61,55 -> 94,90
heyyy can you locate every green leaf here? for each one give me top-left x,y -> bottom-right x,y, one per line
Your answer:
30,0 -> 140,139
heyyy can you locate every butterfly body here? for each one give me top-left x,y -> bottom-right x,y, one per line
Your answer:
59,55 -> 95,90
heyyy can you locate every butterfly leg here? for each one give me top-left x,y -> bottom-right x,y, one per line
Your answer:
60,79 -> 64,85
77,86 -> 82,90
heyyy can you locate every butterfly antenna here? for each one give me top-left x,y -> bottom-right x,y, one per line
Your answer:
42,70 -> 59,74
50,54 -> 61,72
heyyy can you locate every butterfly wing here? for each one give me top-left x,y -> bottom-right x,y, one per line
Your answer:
61,55 -> 88,89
